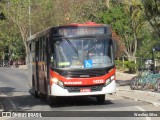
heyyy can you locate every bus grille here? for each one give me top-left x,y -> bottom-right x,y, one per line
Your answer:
64,84 -> 104,93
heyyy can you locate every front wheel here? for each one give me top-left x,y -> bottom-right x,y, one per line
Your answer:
96,95 -> 105,104
46,84 -> 56,105
46,95 -> 56,106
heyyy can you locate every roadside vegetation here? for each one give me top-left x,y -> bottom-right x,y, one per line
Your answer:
0,0 -> 159,72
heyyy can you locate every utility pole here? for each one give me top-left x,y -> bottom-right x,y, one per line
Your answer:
29,0 -> 31,37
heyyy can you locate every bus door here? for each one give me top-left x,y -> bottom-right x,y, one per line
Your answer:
35,40 -> 39,92
38,37 -> 48,94
27,42 -> 32,88
45,35 -> 50,95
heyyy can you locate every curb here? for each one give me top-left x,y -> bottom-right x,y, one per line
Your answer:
116,88 -> 160,108
0,101 -> 4,112
116,71 -> 136,77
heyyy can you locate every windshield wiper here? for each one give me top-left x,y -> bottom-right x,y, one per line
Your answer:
65,39 -> 83,63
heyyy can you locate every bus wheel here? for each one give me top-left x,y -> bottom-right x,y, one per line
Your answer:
46,85 -> 56,105
96,95 -> 105,104
47,95 -> 52,105
47,95 -> 56,106
32,79 -> 39,98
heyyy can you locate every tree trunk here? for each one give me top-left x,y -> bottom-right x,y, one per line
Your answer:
105,0 -> 110,9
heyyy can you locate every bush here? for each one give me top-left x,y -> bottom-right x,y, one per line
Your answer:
124,61 -> 137,73
115,60 -> 123,69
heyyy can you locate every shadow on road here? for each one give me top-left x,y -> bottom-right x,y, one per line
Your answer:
0,87 -> 114,111
29,89 -> 114,108
49,96 -> 113,108
0,87 -> 48,111
116,80 -> 130,86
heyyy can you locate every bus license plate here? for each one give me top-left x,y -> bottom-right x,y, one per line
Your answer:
80,88 -> 91,92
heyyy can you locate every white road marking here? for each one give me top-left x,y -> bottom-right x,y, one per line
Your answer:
134,106 -> 151,120
105,95 -> 115,100
106,97 -> 115,100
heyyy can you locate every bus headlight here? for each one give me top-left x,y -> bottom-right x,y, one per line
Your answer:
105,75 -> 115,85
50,78 -> 64,88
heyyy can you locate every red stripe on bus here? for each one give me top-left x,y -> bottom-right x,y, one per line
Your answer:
50,68 -> 115,86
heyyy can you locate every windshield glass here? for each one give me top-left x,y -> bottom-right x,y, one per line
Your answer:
51,38 -> 114,69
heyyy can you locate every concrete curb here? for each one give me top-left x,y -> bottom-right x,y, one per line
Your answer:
0,101 -> 4,112
116,88 -> 160,109
0,93 -> 5,112
116,71 -> 136,77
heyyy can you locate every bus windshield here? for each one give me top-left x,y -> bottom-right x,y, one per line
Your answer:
51,37 -> 114,69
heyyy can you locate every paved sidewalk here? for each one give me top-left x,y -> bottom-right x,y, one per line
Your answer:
116,86 -> 160,108
116,72 -> 160,109
116,71 -> 136,80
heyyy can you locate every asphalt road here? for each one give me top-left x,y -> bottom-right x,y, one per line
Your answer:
0,68 -> 159,120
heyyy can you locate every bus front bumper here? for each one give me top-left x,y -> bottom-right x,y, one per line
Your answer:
50,80 -> 116,96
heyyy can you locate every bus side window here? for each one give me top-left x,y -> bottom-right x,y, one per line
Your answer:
36,40 -> 39,61
28,43 -> 32,62
39,38 -> 43,61
32,41 -> 35,62
42,37 -> 46,61
50,40 -> 56,67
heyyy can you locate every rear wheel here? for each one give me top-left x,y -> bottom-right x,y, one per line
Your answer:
96,95 -> 105,104
32,79 -> 39,98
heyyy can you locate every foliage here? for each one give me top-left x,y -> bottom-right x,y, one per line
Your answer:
124,61 -> 137,73
0,0 -> 159,65
101,1 -> 147,61
142,0 -> 160,36
0,19 -> 25,61
115,60 -> 124,69
115,60 -> 137,73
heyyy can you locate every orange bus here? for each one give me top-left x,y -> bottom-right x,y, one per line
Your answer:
27,22 -> 116,105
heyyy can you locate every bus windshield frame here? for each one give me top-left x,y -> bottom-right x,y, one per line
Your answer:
50,36 -> 114,69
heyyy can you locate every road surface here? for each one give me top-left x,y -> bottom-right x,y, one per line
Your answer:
0,68 -> 159,120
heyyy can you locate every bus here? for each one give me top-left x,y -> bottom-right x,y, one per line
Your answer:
27,22 -> 116,105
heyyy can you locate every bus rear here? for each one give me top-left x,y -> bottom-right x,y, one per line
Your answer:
48,22 -> 116,104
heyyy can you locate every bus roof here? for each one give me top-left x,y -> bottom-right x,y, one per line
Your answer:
61,22 -> 104,27
27,22 -> 111,41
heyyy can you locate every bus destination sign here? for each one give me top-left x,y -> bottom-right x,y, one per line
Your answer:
57,27 -> 106,36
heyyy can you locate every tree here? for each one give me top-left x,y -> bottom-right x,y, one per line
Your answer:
0,12 -> 5,20
0,0 -> 56,56
102,1 -> 145,61
142,0 -> 160,36
0,18 -> 24,62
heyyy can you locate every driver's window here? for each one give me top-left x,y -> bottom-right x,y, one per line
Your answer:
50,54 -> 55,67
50,41 -> 56,67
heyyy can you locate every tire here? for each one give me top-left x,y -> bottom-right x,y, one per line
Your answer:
32,79 -> 39,98
46,84 -> 56,105
130,76 -> 137,90
155,78 -> 160,93
96,95 -> 105,104
46,95 -> 56,106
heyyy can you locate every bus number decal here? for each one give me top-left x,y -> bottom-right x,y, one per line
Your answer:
93,79 -> 104,84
